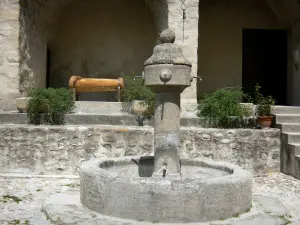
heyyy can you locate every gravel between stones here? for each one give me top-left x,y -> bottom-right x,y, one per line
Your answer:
0,172 -> 300,225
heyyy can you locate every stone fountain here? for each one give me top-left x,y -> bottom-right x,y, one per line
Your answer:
79,30 -> 252,223
42,30 -> 253,224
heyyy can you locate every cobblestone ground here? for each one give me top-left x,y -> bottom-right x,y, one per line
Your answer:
0,172 -> 300,225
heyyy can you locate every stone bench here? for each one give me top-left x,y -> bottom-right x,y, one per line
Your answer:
69,76 -> 125,101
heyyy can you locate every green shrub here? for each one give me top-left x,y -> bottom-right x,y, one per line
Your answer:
27,88 -> 75,125
197,87 -> 253,128
121,73 -> 155,118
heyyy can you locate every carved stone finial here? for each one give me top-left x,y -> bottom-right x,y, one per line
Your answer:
160,29 -> 175,43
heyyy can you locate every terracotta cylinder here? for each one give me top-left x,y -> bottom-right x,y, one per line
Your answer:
69,76 -> 124,92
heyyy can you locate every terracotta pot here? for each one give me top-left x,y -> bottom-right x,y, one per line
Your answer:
16,97 -> 32,113
258,116 -> 273,129
131,100 -> 148,115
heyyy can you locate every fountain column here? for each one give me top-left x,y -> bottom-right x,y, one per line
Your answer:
144,29 -> 193,179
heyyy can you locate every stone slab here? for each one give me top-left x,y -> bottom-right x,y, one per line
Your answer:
14,100 -> 199,116
42,192 -> 291,225
253,195 -> 287,215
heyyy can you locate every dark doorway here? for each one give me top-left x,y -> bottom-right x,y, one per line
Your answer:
46,48 -> 51,88
242,29 -> 287,105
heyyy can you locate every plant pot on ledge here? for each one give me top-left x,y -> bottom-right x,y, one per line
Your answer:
253,84 -> 276,129
16,97 -> 32,113
256,104 -> 275,129
258,115 -> 274,129
131,100 -> 148,115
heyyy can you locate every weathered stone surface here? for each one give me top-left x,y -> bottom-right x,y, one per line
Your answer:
0,0 -> 21,111
253,195 -> 287,215
42,192 -> 290,225
0,125 -> 280,174
79,157 -> 252,223
1,172 -> 299,225
231,214 -> 289,225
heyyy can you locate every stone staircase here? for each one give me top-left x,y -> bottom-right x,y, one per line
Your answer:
272,106 -> 300,179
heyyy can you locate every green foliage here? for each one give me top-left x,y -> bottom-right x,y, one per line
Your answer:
197,87 -> 254,128
1,195 -> 22,204
27,88 -> 75,125
252,83 -> 275,116
121,73 -> 155,118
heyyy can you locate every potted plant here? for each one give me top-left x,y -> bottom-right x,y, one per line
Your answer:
253,84 -> 275,129
121,73 -> 155,123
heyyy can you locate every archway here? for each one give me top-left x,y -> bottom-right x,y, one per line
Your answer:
19,0 -> 168,101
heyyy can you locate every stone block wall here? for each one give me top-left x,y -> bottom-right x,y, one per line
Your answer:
0,125 -> 280,175
0,0 -> 20,111
168,0 -> 199,104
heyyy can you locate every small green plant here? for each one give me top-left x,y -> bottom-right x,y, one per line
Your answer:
121,73 -> 155,119
27,88 -> 75,125
7,219 -> 29,225
252,84 -> 275,116
197,87 -> 253,128
1,195 -> 22,204
63,183 -> 80,188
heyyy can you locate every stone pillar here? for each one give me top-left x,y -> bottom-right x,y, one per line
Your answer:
144,29 -> 192,179
153,93 -> 181,178
0,0 -> 21,111
168,0 -> 199,107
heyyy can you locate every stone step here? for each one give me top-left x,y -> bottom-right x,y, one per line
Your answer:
294,155 -> 300,179
282,132 -> 300,144
275,114 -> 300,123
74,101 -> 124,114
272,106 -> 300,114
288,143 -> 300,156
277,123 -> 300,133
17,100 -> 199,116
0,112 -> 202,127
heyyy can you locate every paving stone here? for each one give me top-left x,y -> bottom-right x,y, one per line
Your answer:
253,195 -> 287,215
41,192 -> 292,225
0,172 -> 300,225
231,214 -> 289,225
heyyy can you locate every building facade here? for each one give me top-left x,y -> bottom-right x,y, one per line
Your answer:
0,0 -> 300,111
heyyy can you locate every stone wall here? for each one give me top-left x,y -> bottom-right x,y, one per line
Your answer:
0,0 -> 20,111
168,0 -> 199,104
0,125 -> 280,175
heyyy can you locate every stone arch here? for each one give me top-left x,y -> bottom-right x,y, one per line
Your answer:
19,0 -> 168,101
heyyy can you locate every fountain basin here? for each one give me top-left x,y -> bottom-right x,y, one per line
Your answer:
80,157 -> 252,223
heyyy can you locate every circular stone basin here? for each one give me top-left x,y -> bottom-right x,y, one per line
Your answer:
79,157 -> 252,223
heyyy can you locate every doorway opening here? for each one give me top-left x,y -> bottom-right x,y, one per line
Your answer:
242,29 -> 288,105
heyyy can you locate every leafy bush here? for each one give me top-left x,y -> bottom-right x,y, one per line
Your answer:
121,73 -> 155,118
27,88 -> 75,125
197,87 -> 254,128
252,84 -> 275,116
